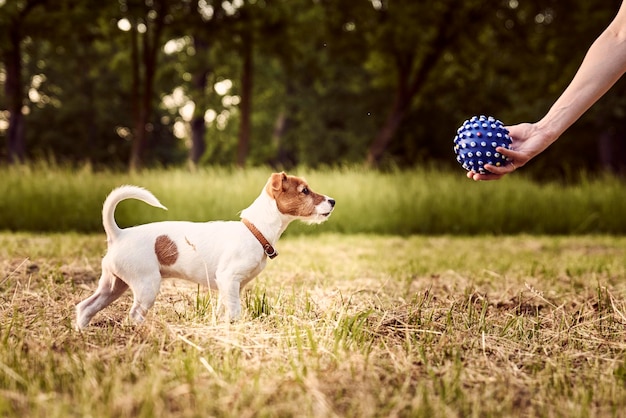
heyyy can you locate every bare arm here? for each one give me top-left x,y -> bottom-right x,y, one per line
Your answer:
469,2 -> 626,180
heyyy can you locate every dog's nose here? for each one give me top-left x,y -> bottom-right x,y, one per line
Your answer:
328,198 -> 336,207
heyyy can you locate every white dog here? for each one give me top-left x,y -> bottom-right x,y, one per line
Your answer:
75,172 -> 335,329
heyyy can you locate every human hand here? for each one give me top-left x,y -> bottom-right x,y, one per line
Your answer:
466,123 -> 554,181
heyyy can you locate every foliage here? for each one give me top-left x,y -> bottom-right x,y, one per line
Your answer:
1,0 -> 626,175
0,164 -> 625,234
1,233 -> 626,416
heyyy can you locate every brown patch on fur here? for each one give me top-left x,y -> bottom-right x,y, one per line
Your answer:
266,172 -> 325,217
155,235 -> 178,266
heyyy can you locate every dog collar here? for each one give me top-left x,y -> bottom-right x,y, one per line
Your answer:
241,218 -> 278,259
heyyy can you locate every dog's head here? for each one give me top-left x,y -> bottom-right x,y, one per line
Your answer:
266,172 -> 335,224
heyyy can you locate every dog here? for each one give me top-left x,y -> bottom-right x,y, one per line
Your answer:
75,172 -> 335,329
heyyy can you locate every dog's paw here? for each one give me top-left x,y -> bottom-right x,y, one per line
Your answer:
226,305 -> 242,322
75,307 -> 90,330
129,304 -> 148,324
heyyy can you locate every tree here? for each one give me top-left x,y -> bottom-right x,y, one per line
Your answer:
364,0 -> 490,167
122,0 -> 169,171
228,0 -> 273,168
255,0 -> 377,167
235,12 -> 253,168
0,0 -> 46,163
159,0 -> 226,168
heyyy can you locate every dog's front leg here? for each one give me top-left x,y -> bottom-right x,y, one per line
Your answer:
216,276 -> 242,321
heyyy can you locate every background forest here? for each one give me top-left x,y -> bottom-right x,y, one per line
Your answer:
2,0 -> 626,178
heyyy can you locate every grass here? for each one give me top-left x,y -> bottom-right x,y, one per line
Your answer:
0,164 -> 626,234
1,232 -> 626,417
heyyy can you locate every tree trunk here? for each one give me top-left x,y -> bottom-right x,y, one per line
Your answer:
2,0 -> 46,164
189,37 -> 210,168
128,1 -> 166,172
128,19 -> 143,172
270,80 -> 297,169
365,51 -> 446,167
366,91 -> 408,167
598,128 -> 626,175
271,109 -> 290,168
4,20 -> 26,163
236,31 -> 253,168
189,116 -> 206,167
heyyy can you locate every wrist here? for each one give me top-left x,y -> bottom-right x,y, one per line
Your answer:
534,118 -> 563,146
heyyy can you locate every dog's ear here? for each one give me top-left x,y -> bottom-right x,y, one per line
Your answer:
266,172 -> 288,198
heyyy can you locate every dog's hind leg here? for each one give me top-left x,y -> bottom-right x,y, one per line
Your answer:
128,276 -> 162,325
76,271 -> 129,329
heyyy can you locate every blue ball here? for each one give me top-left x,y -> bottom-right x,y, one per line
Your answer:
453,115 -> 512,174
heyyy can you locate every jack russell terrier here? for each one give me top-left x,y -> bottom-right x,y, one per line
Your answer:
76,172 -> 335,329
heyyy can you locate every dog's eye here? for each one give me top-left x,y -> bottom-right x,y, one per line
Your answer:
302,187 -> 310,195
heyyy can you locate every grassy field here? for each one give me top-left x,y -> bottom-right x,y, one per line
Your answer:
1,232 -> 626,417
0,164 -> 625,234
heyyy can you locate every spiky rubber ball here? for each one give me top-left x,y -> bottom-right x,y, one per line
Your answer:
453,115 -> 512,174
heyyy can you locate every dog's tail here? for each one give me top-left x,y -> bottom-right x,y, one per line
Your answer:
102,185 -> 167,243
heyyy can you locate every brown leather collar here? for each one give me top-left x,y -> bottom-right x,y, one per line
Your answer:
241,218 -> 278,259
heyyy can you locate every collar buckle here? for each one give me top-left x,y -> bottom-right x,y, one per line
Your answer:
242,218 -> 278,260
264,244 -> 278,259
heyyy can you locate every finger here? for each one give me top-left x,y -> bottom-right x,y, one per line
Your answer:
496,146 -> 525,161
504,124 -> 528,139
467,170 -> 504,181
484,163 -> 515,175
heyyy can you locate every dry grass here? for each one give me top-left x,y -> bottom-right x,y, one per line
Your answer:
1,233 -> 626,417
